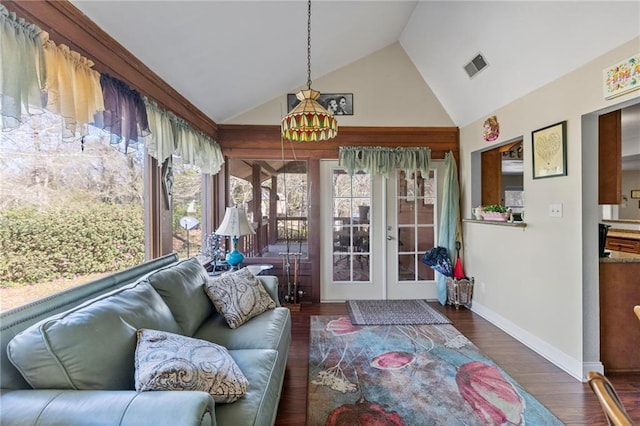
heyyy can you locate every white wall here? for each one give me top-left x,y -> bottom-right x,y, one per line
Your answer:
225,42 -> 454,127
460,37 -> 640,380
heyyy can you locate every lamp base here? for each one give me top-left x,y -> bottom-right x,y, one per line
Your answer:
226,249 -> 245,270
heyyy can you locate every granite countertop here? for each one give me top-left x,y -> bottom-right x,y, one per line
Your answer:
600,250 -> 640,263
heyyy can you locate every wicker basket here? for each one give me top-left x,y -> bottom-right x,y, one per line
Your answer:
446,277 -> 474,309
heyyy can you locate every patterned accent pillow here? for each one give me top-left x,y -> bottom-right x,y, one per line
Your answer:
204,267 -> 276,329
134,329 -> 248,403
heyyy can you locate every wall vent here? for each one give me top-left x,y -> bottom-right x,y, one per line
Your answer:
464,53 -> 489,78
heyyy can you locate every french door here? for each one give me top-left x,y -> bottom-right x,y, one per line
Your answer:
320,160 -> 442,301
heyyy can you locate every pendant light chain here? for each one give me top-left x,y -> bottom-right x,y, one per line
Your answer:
280,0 -> 337,142
306,0 -> 312,90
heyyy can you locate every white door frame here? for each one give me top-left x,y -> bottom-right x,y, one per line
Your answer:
320,160 -> 444,302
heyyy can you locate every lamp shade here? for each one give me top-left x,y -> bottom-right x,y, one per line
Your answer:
281,89 -> 338,142
215,207 -> 255,237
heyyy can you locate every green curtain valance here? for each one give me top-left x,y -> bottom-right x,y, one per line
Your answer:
145,99 -> 223,175
339,146 -> 431,178
0,4 -> 46,130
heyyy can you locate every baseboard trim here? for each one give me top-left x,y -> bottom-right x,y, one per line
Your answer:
471,301 -> 592,381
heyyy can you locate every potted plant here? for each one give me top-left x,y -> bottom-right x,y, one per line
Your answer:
481,204 -> 510,221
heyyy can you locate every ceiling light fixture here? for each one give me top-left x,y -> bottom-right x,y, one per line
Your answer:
281,0 -> 337,142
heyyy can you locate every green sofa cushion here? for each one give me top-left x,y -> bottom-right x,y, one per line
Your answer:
147,257 -> 214,336
216,349 -> 280,426
7,281 -> 181,390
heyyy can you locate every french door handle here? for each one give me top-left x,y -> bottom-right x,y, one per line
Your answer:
387,235 -> 394,240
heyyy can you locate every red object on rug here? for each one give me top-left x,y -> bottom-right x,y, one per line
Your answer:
453,258 -> 465,279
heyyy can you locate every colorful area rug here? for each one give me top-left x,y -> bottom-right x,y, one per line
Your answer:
347,299 -> 451,325
307,316 -> 564,426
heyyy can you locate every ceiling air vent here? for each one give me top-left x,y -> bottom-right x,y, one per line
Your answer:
464,53 -> 488,78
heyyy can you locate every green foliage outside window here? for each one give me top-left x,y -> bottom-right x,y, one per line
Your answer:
0,203 -> 145,287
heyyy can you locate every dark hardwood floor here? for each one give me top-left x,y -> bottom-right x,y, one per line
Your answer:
275,303 -> 640,425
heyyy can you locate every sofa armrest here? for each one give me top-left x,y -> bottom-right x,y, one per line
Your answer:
1,389 -> 216,426
258,275 -> 281,307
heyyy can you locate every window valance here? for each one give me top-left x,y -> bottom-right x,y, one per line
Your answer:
339,146 -> 432,178
145,99 -> 223,175
1,6 -> 221,174
0,4 -> 46,130
93,74 -> 149,153
41,32 -> 104,136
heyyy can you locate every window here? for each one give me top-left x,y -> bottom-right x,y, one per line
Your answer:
0,111 -> 145,311
226,159 -> 308,259
171,155 -> 203,258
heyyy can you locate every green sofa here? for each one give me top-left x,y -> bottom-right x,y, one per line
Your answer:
0,254 -> 291,426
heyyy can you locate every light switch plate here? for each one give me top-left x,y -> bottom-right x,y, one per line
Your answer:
549,203 -> 563,217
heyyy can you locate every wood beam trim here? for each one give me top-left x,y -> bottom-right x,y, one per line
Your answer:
218,124 -> 459,160
2,0 -> 218,138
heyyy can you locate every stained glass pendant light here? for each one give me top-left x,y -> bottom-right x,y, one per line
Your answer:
281,0 -> 337,142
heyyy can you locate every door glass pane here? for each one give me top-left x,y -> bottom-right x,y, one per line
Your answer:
332,169 -> 371,282
398,254 -> 415,280
417,227 -> 434,252
352,174 -> 371,197
397,227 -> 415,253
418,261 -> 434,280
396,170 -> 436,282
416,201 -> 434,223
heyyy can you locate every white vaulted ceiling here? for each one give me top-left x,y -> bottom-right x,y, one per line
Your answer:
70,1 -> 640,127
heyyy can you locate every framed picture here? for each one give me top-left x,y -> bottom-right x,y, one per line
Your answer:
287,92 -> 353,116
532,121 -> 567,179
603,53 -> 640,100
631,190 -> 640,199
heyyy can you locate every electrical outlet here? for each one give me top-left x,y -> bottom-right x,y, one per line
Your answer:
549,203 -> 563,217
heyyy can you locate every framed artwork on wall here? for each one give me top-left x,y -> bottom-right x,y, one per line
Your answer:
603,53 -> 640,100
287,93 -> 353,115
532,121 -> 567,179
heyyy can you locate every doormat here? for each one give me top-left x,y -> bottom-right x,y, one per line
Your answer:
307,316 -> 564,426
347,299 -> 451,325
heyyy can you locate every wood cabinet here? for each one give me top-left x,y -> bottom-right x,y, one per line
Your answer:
606,230 -> 640,254
598,110 -> 622,205
606,237 -> 640,254
599,261 -> 640,373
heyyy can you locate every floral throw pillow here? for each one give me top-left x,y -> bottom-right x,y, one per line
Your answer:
204,267 -> 276,329
134,329 -> 248,403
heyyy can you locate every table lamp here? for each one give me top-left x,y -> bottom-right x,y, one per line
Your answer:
215,207 -> 255,269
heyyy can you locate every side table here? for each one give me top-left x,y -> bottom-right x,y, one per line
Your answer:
246,264 -> 273,276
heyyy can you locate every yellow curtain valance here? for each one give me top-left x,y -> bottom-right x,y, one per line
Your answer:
40,31 -> 104,136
